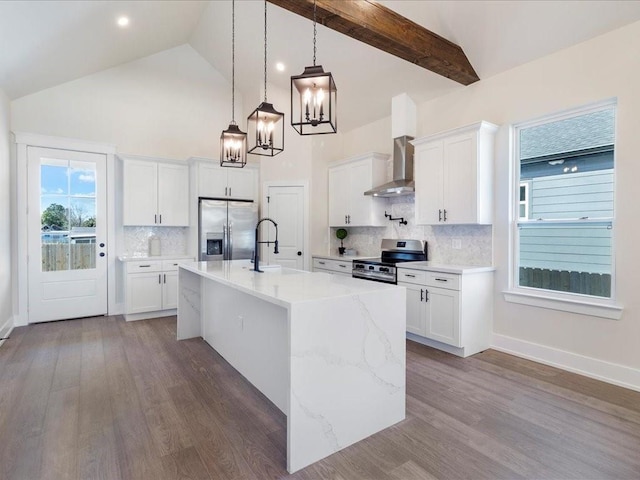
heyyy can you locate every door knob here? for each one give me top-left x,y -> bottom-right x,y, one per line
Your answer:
99,243 -> 105,248
297,251 -> 302,256
99,252 -> 105,257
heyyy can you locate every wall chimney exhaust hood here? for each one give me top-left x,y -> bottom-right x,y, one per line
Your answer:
365,93 -> 417,197
364,136 -> 415,196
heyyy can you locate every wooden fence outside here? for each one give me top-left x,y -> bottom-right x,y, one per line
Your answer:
42,243 -> 95,271
519,267 -> 611,298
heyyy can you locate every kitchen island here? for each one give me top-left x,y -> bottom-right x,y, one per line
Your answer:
177,260 -> 406,473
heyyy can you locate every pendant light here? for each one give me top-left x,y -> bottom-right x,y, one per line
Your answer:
220,0 -> 247,168
247,0 -> 284,156
290,0 -> 337,135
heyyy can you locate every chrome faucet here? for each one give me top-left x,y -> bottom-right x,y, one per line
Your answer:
254,217 -> 279,272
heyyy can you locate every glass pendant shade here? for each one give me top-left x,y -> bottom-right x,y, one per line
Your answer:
220,122 -> 247,168
291,65 -> 337,135
247,102 -> 284,156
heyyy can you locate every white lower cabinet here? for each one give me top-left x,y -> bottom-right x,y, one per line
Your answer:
398,267 -> 492,357
312,257 -> 352,276
124,259 -> 189,320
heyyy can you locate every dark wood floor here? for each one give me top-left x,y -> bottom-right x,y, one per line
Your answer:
1,316 -> 639,480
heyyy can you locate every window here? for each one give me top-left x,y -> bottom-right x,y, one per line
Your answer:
514,103 -> 615,299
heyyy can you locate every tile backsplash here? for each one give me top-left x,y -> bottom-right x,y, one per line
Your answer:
123,226 -> 189,257
330,196 -> 493,266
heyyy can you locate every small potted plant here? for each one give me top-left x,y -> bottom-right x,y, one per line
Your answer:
336,228 -> 348,255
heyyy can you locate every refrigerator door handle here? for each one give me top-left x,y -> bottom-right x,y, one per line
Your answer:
228,223 -> 233,259
222,224 -> 227,259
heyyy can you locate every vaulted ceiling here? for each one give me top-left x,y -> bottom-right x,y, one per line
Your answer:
2,1 -> 640,132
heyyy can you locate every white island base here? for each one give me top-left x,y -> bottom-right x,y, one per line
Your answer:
177,260 -> 406,473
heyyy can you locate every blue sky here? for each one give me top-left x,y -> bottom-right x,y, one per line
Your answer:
40,162 -> 96,218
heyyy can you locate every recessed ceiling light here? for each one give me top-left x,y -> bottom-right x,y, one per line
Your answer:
117,16 -> 130,27
275,62 -> 285,72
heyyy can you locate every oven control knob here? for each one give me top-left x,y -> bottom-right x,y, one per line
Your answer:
368,266 -> 375,270
380,267 -> 389,272
354,264 -> 363,269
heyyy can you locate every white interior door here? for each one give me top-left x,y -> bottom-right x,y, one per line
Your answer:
265,185 -> 305,269
27,147 -> 108,323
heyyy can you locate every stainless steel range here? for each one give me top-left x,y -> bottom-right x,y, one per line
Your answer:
352,239 -> 427,284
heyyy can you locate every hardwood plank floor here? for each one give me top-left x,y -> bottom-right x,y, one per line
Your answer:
1,315 -> 639,480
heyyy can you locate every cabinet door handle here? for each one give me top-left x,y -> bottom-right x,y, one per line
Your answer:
225,186 -> 228,196
348,215 -> 351,224
443,209 -> 447,222
420,288 -> 424,301
345,215 -> 347,224
159,214 -> 162,224
155,214 -> 158,224
229,187 -> 231,196
438,209 -> 442,222
158,274 -> 161,284
164,274 -> 166,283
425,289 -> 429,302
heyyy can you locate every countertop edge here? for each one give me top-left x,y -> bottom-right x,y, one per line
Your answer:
397,262 -> 496,274
312,254 -> 375,261
118,254 -> 194,262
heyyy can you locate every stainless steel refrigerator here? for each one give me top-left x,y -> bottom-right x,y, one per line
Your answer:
199,198 -> 258,261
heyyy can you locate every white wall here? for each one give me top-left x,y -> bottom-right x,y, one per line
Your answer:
0,88 -> 12,338
11,44 -> 234,160
340,21 -> 640,386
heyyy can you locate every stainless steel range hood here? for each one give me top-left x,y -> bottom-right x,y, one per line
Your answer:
364,135 -> 415,197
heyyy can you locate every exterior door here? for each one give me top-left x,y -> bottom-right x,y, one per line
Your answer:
265,185 -> 305,269
27,147 -> 108,322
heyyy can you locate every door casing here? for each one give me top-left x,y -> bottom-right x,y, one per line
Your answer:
13,132 -> 117,326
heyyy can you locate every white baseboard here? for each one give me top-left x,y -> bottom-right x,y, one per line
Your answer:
491,333 -> 640,393
0,316 -> 14,348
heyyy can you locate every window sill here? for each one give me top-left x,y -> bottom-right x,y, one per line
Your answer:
503,290 -> 623,320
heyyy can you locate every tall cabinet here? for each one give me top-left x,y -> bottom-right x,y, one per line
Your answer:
413,121 -> 498,225
121,157 -> 190,226
328,153 -> 389,227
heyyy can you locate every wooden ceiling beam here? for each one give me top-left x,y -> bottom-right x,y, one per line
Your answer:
267,0 -> 479,86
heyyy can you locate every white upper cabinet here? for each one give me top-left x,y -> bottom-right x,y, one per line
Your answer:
328,153 -> 389,227
413,121 -> 498,225
122,157 -> 189,227
196,161 -> 257,201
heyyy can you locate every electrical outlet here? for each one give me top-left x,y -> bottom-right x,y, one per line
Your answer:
452,238 -> 462,249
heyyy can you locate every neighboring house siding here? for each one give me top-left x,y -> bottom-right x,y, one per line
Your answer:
520,169 -> 613,275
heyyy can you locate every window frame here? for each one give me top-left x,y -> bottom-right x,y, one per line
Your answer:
506,100 -> 623,320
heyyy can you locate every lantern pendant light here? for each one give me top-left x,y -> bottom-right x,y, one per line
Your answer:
248,0 -> 284,156
290,0 -> 337,135
220,0 -> 247,168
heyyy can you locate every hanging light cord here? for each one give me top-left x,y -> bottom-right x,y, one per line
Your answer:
231,0 -> 236,123
264,0 -> 267,102
312,0 -> 317,66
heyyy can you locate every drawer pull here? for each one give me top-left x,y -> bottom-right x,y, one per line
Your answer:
338,264 -> 347,268
139,265 -> 151,268
318,261 -> 326,265
405,274 -> 416,278
435,278 -> 448,282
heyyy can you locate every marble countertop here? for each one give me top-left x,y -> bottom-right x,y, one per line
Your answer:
179,259 -> 399,308
397,261 -> 495,274
118,254 -> 194,262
